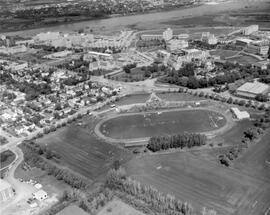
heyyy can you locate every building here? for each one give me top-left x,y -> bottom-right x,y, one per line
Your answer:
236,82 -> 270,99
34,32 -> 61,42
10,62 -> 28,71
0,45 -> 27,55
0,179 -> 14,202
43,50 -> 72,59
235,38 -> 254,46
32,189 -> 48,201
167,39 -> 188,51
231,107 -> 250,120
201,32 -> 218,45
141,34 -> 163,41
242,25 -> 259,35
246,44 -> 269,56
178,34 -> 189,40
83,51 -> 112,61
163,28 -> 173,41
252,60 -> 269,70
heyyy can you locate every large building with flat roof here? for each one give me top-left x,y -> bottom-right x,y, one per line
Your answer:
0,179 -> 14,202
236,82 -> 270,99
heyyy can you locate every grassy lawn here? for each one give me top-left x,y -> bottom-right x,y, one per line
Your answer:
97,199 -> 145,215
210,50 -> 239,59
156,92 -> 203,102
36,123 -> 132,181
100,109 -> 226,139
56,205 -> 89,215
113,68 -> 146,82
116,94 -> 150,106
0,150 -> 16,169
227,54 -> 259,65
234,132 -> 270,181
14,164 -> 70,197
125,152 -> 270,215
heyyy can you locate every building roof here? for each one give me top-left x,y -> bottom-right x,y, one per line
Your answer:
231,107 -> 250,119
0,179 -> 12,191
237,82 -> 269,94
33,189 -> 47,198
236,38 -> 254,44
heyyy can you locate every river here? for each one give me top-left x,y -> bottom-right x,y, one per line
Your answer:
3,0 -> 269,37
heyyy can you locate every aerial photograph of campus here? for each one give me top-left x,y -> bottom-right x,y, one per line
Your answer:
0,0 -> 269,214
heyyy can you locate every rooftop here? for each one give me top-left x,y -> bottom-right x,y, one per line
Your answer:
237,82 -> 270,94
0,179 -> 12,191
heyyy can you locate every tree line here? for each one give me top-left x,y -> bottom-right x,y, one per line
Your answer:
20,141 -> 88,189
147,133 -> 206,152
159,62 -> 270,90
106,168 -> 195,215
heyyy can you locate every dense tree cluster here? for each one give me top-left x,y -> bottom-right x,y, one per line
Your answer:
159,62 -> 270,89
0,72 -> 52,101
123,63 -> 137,73
255,93 -> 268,102
0,150 -> 14,163
20,141 -> 87,189
188,40 -> 217,50
147,133 -> 206,152
106,168 -> 195,215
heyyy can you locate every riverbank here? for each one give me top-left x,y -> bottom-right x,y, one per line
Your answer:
0,2 -> 198,35
3,0 -> 269,37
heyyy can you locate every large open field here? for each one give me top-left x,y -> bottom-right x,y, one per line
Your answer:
97,199 -> 145,215
125,152 -> 270,215
36,122 -> 132,181
227,54 -> 259,65
156,92 -> 203,102
99,109 -> 226,140
210,50 -> 239,59
234,132 -> 270,181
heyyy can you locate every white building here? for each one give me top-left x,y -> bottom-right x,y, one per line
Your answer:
178,34 -> 189,40
236,82 -> 270,99
34,32 -> 61,42
242,25 -> 259,35
141,34 -> 163,41
201,32 -> 217,45
32,190 -> 48,201
10,62 -> 28,71
0,179 -> 14,202
43,50 -> 72,59
163,28 -> 173,41
167,39 -> 188,51
0,45 -> 27,55
231,107 -> 250,120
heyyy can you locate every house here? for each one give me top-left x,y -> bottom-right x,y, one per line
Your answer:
14,126 -> 25,135
32,190 -> 48,201
231,107 -> 250,120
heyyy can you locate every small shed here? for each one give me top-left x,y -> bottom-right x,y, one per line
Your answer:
231,107 -> 250,120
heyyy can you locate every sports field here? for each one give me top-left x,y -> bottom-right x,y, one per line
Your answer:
210,50 -> 238,59
99,109 -> 226,140
227,54 -> 259,65
125,152 -> 270,215
36,124 -> 132,180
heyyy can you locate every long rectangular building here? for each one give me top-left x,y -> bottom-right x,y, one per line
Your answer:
236,82 -> 269,98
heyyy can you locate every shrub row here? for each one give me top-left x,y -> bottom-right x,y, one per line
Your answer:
147,133 -> 206,152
